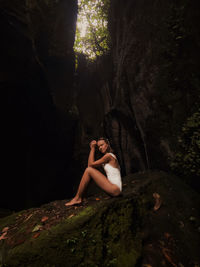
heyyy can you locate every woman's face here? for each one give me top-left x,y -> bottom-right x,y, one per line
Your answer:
97,140 -> 109,154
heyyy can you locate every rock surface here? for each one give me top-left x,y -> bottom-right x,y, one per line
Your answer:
107,0 -> 200,174
75,0 -> 200,176
2,0 -> 200,210
0,171 -> 199,266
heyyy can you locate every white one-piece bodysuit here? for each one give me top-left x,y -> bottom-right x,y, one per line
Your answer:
103,153 -> 122,192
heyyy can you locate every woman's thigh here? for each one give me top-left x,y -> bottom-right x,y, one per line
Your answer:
87,167 -> 120,196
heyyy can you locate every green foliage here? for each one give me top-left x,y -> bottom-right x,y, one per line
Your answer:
74,0 -> 110,59
170,109 -> 200,178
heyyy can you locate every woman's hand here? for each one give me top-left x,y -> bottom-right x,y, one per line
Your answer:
90,140 -> 97,149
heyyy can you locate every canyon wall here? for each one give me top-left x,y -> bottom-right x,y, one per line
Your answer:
1,0 -> 78,209
103,0 -> 200,174
2,0 -> 200,208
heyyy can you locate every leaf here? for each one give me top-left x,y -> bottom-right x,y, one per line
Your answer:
32,233 -> 40,239
74,0 -> 110,58
68,214 -> 75,219
32,225 -> 43,232
95,198 -> 100,201
41,216 -> 49,223
24,214 -> 33,222
2,226 -> 9,233
162,248 -> 177,267
176,36 -> 183,40
0,232 -> 7,240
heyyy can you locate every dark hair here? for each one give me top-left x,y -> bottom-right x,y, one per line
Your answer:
97,137 -> 109,144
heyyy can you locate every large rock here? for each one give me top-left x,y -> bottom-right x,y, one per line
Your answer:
76,0 -> 200,176
73,0 -> 200,174
0,171 -> 199,266
107,0 -> 200,173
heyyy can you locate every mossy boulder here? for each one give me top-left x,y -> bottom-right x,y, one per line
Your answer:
0,171 -> 199,266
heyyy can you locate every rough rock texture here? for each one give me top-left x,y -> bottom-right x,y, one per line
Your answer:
76,0 -> 200,176
106,0 -> 200,174
2,0 -> 200,212
1,0 -> 78,209
73,54 -> 114,170
0,171 -> 199,266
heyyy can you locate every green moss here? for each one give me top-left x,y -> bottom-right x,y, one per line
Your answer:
1,200 -> 141,266
170,108 -> 200,188
2,171 -> 199,266
0,211 -> 26,232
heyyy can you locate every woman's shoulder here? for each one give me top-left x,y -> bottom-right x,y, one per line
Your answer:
107,152 -> 117,159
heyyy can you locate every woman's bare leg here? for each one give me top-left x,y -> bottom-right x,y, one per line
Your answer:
85,167 -> 121,196
65,168 -> 90,206
65,167 -> 120,206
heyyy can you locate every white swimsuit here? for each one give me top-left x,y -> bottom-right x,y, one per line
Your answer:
103,153 -> 122,192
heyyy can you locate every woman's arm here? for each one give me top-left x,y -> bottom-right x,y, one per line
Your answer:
89,153 -> 110,168
88,140 -> 97,167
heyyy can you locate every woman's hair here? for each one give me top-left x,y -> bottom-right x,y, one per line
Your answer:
97,137 -> 109,144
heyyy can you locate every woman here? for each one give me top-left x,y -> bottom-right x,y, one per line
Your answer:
65,137 -> 122,206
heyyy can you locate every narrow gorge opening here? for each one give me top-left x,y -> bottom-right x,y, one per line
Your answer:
74,0 -> 110,59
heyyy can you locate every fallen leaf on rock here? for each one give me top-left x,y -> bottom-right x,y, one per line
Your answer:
24,214 -> 33,222
68,214 -> 75,219
162,248 -> 177,267
2,226 -> 9,233
41,216 -> 49,223
153,192 -> 162,211
95,198 -> 100,201
32,225 -> 43,232
0,232 -> 7,240
32,233 -> 40,239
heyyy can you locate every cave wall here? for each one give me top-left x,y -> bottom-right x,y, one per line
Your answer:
76,0 -> 200,175
2,0 -> 199,208
1,0 -> 78,209
105,0 -> 200,173
73,55 -> 113,170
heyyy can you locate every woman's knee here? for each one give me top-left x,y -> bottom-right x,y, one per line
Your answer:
111,187 -> 121,197
85,167 -> 93,174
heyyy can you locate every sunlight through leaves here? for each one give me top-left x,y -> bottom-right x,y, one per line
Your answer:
74,0 -> 110,59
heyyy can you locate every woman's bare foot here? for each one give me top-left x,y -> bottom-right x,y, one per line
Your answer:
65,197 -> 82,207
153,192 -> 162,211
